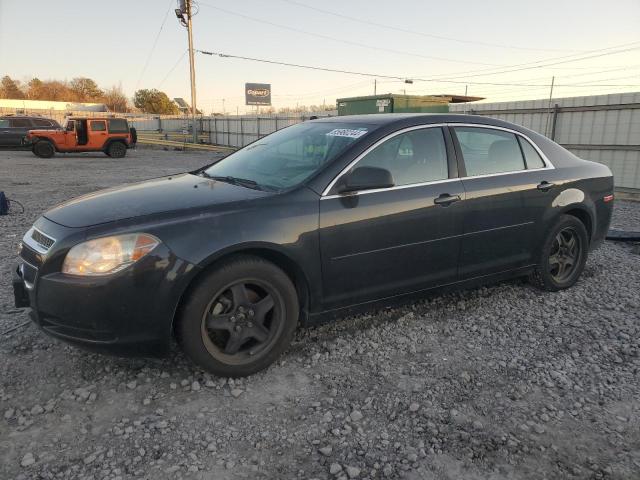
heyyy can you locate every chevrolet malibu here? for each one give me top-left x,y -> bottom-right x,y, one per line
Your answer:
12,114 -> 614,377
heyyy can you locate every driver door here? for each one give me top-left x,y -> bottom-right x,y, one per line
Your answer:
60,120 -> 76,148
318,126 -> 465,310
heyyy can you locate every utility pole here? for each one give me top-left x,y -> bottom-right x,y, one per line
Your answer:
544,76 -> 555,137
186,0 -> 197,143
374,79 -> 377,96
176,1 -> 198,143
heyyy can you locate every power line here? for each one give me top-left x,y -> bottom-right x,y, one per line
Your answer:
196,49 -> 640,88
281,0 -> 581,54
158,50 -> 188,88
200,1 -> 640,81
417,42 -> 640,80
135,0 -> 174,91
197,1 -> 503,67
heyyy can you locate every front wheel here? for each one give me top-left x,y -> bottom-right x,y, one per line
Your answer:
177,256 -> 299,377
529,214 -> 589,291
33,140 -> 55,158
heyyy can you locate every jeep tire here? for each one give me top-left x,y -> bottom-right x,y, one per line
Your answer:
106,141 -> 127,158
33,140 -> 55,159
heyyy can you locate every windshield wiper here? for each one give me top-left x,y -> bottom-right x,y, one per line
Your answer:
201,172 -> 264,190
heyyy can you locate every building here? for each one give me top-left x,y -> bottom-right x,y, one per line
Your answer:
0,99 -> 108,112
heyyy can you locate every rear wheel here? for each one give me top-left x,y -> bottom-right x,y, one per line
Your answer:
106,141 -> 127,158
529,215 -> 589,291
33,140 -> 55,158
177,256 -> 299,377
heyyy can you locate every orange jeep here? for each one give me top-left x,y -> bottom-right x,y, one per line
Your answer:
28,117 -> 136,158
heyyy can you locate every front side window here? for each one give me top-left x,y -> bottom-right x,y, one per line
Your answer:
65,120 -> 75,132
90,121 -> 106,131
33,119 -> 53,127
0,119 -> 9,128
454,127 -> 525,176
204,122 -> 377,191
354,127 -> 449,186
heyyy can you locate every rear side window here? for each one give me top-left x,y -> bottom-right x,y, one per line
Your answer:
518,137 -> 546,169
355,127 -> 449,186
10,118 -> 32,128
453,127 -> 525,176
32,119 -> 53,127
108,118 -> 129,133
0,119 -> 9,128
90,121 -> 106,131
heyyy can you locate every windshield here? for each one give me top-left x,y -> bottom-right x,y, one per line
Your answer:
203,122 -> 376,191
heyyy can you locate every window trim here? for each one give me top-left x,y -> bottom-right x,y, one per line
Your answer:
322,124 -> 450,197
449,123 -> 554,177
321,123 -> 554,198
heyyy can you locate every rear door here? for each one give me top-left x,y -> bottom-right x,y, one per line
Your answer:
319,125 -> 465,309
451,125 -> 555,278
87,120 -> 108,149
7,118 -> 33,146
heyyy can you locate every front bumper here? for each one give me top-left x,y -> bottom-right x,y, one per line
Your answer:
12,245 -> 198,357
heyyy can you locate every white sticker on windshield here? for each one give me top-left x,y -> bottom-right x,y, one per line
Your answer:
326,128 -> 368,139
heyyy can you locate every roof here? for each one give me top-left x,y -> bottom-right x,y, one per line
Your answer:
311,113 -> 540,138
335,94 -> 484,103
312,113 -> 489,124
431,94 -> 485,103
173,98 -> 189,108
336,94 -> 449,103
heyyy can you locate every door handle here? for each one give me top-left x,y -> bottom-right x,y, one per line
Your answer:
537,181 -> 555,192
434,193 -> 461,206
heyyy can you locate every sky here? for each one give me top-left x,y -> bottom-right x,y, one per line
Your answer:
1,0 -> 639,114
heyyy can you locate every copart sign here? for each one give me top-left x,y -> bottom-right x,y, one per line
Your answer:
245,83 -> 272,106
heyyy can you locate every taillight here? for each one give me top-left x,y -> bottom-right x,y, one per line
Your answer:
603,194 -> 614,203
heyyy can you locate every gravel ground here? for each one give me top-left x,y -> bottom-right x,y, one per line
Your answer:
1,149 -> 639,480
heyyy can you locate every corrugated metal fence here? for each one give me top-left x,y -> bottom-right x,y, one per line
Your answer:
130,111 -> 338,148
449,92 -> 640,191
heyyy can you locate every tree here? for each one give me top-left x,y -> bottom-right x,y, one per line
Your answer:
41,80 -> 73,101
102,85 -> 130,113
133,89 -> 179,114
0,76 -> 25,99
69,77 -> 103,102
26,78 -> 44,99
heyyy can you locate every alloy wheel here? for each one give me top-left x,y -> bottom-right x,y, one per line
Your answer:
548,227 -> 581,283
200,280 -> 282,365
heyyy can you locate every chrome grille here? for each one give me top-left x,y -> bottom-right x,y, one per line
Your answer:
23,227 -> 56,254
31,229 -> 55,251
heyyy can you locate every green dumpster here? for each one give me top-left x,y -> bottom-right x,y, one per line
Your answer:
336,94 -> 450,116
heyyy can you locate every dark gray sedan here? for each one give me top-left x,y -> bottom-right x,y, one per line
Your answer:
13,114 -> 614,377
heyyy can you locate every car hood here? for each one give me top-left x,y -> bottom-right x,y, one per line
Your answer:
44,173 -> 272,228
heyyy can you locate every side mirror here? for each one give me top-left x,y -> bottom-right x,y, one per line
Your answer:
337,166 -> 394,194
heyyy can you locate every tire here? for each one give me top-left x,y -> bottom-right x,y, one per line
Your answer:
106,141 -> 127,158
529,214 -> 589,291
33,140 -> 55,158
177,256 -> 299,377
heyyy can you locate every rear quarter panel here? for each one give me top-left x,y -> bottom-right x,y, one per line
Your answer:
540,160 -> 613,253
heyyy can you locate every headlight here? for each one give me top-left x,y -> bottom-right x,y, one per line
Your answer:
62,233 -> 160,276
